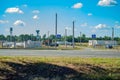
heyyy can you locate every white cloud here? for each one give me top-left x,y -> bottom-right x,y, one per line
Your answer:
13,20 -> 25,26
98,0 -> 117,6
72,3 -> 83,9
5,7 -> 24,14
95,24 -> 106,29
88,13 -> 92,16
32,10 -> 40,14
65,27 -> 72,30
80,23 -> 88,27
91,30 -> 96,33
33,15 -> 39,20
0,20 -> 9,24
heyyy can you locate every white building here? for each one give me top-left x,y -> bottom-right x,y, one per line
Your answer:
89,40 -> 117,46
23,40 -> 41,48
2,40 -> 41,48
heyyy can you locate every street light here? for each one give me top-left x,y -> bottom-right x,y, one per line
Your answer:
48,31 -> 50,47
55,13 -> 58,48
112,27 -> 114,41
65,28 -> 67,48
72,21 -> 75,48
80,32 -> 82,45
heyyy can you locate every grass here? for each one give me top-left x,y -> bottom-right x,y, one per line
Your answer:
0,56 -> 120,80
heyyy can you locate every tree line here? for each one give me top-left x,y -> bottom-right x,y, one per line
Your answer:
0,34 -> 120,43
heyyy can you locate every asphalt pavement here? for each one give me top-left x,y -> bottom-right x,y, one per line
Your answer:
0,48 -> 120,58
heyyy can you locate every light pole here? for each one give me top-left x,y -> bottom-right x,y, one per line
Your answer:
65,28 -> 67,48
112,27 -> 115,46
72,21 -> 75,48
112,27 -> 114,41
55,13 -> 57,48
80,32 -> 82,45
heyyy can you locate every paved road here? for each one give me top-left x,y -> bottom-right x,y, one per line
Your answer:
0,49 -> 120,58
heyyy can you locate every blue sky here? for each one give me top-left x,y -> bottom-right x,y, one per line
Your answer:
0,0 -> 120,37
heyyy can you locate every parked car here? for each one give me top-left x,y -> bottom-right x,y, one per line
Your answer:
49,43 -> 59,47
105,45 -> 113,49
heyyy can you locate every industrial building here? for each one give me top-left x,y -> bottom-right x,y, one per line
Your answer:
1,40 -> 41,48
89,40 -> 117,47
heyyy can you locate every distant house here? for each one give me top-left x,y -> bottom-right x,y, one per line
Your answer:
89,40 -> 117,46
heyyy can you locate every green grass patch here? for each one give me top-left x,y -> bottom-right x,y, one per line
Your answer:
0,56 -> 120,80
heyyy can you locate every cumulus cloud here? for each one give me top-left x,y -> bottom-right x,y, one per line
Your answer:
88,13 -> 93,16
32,10 -> 40,14
13,20 -> 25,26
80,23 -> 88,27
95,24 -> 106,29
98,0 -> 117,6
33,15 -> 39,20
0,20 -> 9,24
5,7 -> 24,14
72,3 -> 83,9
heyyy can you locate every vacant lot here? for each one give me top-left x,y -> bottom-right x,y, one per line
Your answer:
0,57 -> 120,80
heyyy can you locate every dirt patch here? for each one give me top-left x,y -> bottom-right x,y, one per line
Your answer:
0,57 -> 120,80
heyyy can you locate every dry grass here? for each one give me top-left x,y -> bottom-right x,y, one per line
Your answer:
0,56 -> 120,80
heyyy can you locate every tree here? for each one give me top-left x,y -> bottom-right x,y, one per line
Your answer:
6,35 -> 11,41
81,34 -> 87,42
66,35 -> 72,42
18,34 -> 24,41
103,36 -> 111,40
49,34 -> 55,40
42,34 -> 46,40
24,34 -> 31,41
0,35 -> 6,41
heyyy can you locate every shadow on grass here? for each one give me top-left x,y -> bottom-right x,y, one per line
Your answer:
0,61 -> 114,80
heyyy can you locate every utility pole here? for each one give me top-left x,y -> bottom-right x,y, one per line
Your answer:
55,13 -> 57,48
80,32 -> 81,45
65,28 -> 67,48
112,27 -> 115,46
72,21 -> 75,48
112,27 -> 114,41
